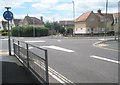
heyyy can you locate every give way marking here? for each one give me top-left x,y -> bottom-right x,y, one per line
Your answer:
90,55 -> 120,64
25,40 -> 46,43
40,45 -> 74,53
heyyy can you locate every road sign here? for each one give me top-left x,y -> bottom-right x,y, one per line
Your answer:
3,11 -> 13,21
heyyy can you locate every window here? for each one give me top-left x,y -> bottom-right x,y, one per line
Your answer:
88,29 -> 89,31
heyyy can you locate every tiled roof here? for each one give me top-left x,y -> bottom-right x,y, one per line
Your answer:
24,16 -> 43,25
75,12 -> 92,22
95,13 -> 113,20
75,10 -> 114,22
13,19 -> 22,26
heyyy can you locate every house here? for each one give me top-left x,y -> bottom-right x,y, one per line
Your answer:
0,19 -> 22,30
75,11 -> 99,34
113,13 -> 120,33
95,9 -> 114,34
0,20 -> 8,30
0,15 -> 44,30
21,15 -> 44,27
75,9 -> 114,35
59,20 -> 74,29
11,19 -> 22,27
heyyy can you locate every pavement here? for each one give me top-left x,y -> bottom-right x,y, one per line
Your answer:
95,39 -> 118,52
104,40 -> 118,50
0,51 -> 41,84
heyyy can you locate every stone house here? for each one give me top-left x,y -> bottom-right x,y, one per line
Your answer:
113,13 -> 120,33
0,20 -> 7,30
0,15 -> 44,30
20,15 -> 44,27
75,9 -> 114,35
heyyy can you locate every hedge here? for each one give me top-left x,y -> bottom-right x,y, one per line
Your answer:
0,30 -> 8,36
11,26 -> 49,37
1,32 -> 8,36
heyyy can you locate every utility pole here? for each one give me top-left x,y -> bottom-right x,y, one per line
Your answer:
104,0 -> 108,38
32,18 -> 35,37
72,1 -> 75,36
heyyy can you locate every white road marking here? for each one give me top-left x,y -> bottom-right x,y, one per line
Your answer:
0,50 -> 8,55
98,44 -> 108,47
98,38 -> 114,41
29,47 -> 33,49
40,45 -> 74,53
0,50 -> 14,56
10,48 -> 75,84
0,51 -> 8,55
1,39 -> 8,40
90,55 -> 120,64
34,61 -> 75,85
14,48 -> 74,84
57,40 -> 62,42
99,39 -> 106,41
25,40 -> 46,43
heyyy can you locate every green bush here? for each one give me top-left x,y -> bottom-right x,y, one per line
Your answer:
0,30 -> 2,34
36,27 -> 49,36
66,28 -> 73,35
1,32 -> 8,36
0,30 -> 8,36
11,26 -> 49,37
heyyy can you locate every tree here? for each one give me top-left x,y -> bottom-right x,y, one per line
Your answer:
44,21 -> 66,35
44,21 -> 52,29
66,28 -> 73,35
59,27 -> 65,34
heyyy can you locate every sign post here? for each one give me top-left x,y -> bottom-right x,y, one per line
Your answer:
3,7 -> 13,56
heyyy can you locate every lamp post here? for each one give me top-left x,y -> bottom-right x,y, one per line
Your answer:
32,18 -> 35,37
114,18 -> 117,40
104,0 -> 108,38
72,1 -> 75,36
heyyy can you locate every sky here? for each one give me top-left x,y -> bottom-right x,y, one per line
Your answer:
0,0 -> 120,22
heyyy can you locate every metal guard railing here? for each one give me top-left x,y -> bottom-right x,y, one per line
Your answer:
13,39 -> 49,85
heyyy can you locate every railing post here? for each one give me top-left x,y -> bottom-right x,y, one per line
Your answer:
13,39 -> 15,55
45,50 -> 49,85
26,43 -> 29,68
18,41 -> 20,57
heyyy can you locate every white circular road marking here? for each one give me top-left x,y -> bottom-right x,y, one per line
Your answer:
25,40 -> 46,43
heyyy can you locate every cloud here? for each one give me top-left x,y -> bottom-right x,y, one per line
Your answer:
51,0 -> 119,20
74,0 -> 119,15
32,3 -> 50,10
31,0 -> 58,10
0,0 -> 119,22
0,0 -> 36,9
40,0 -> 58,4
53,3 -> 72,11
43,13 -> 70,22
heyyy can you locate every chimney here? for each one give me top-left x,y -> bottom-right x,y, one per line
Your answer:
97,9 -> 101,14
40,16 -> 43,22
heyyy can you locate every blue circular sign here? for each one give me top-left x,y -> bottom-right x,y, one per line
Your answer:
3,11 -> 13,21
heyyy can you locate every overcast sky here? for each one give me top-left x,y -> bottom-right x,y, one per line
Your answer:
0,0 -> 119,22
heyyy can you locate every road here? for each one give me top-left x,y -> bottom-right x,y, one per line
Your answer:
0,36 -> 118,84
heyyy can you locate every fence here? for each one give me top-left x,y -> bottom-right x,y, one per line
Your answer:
13,39 -> 49,85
